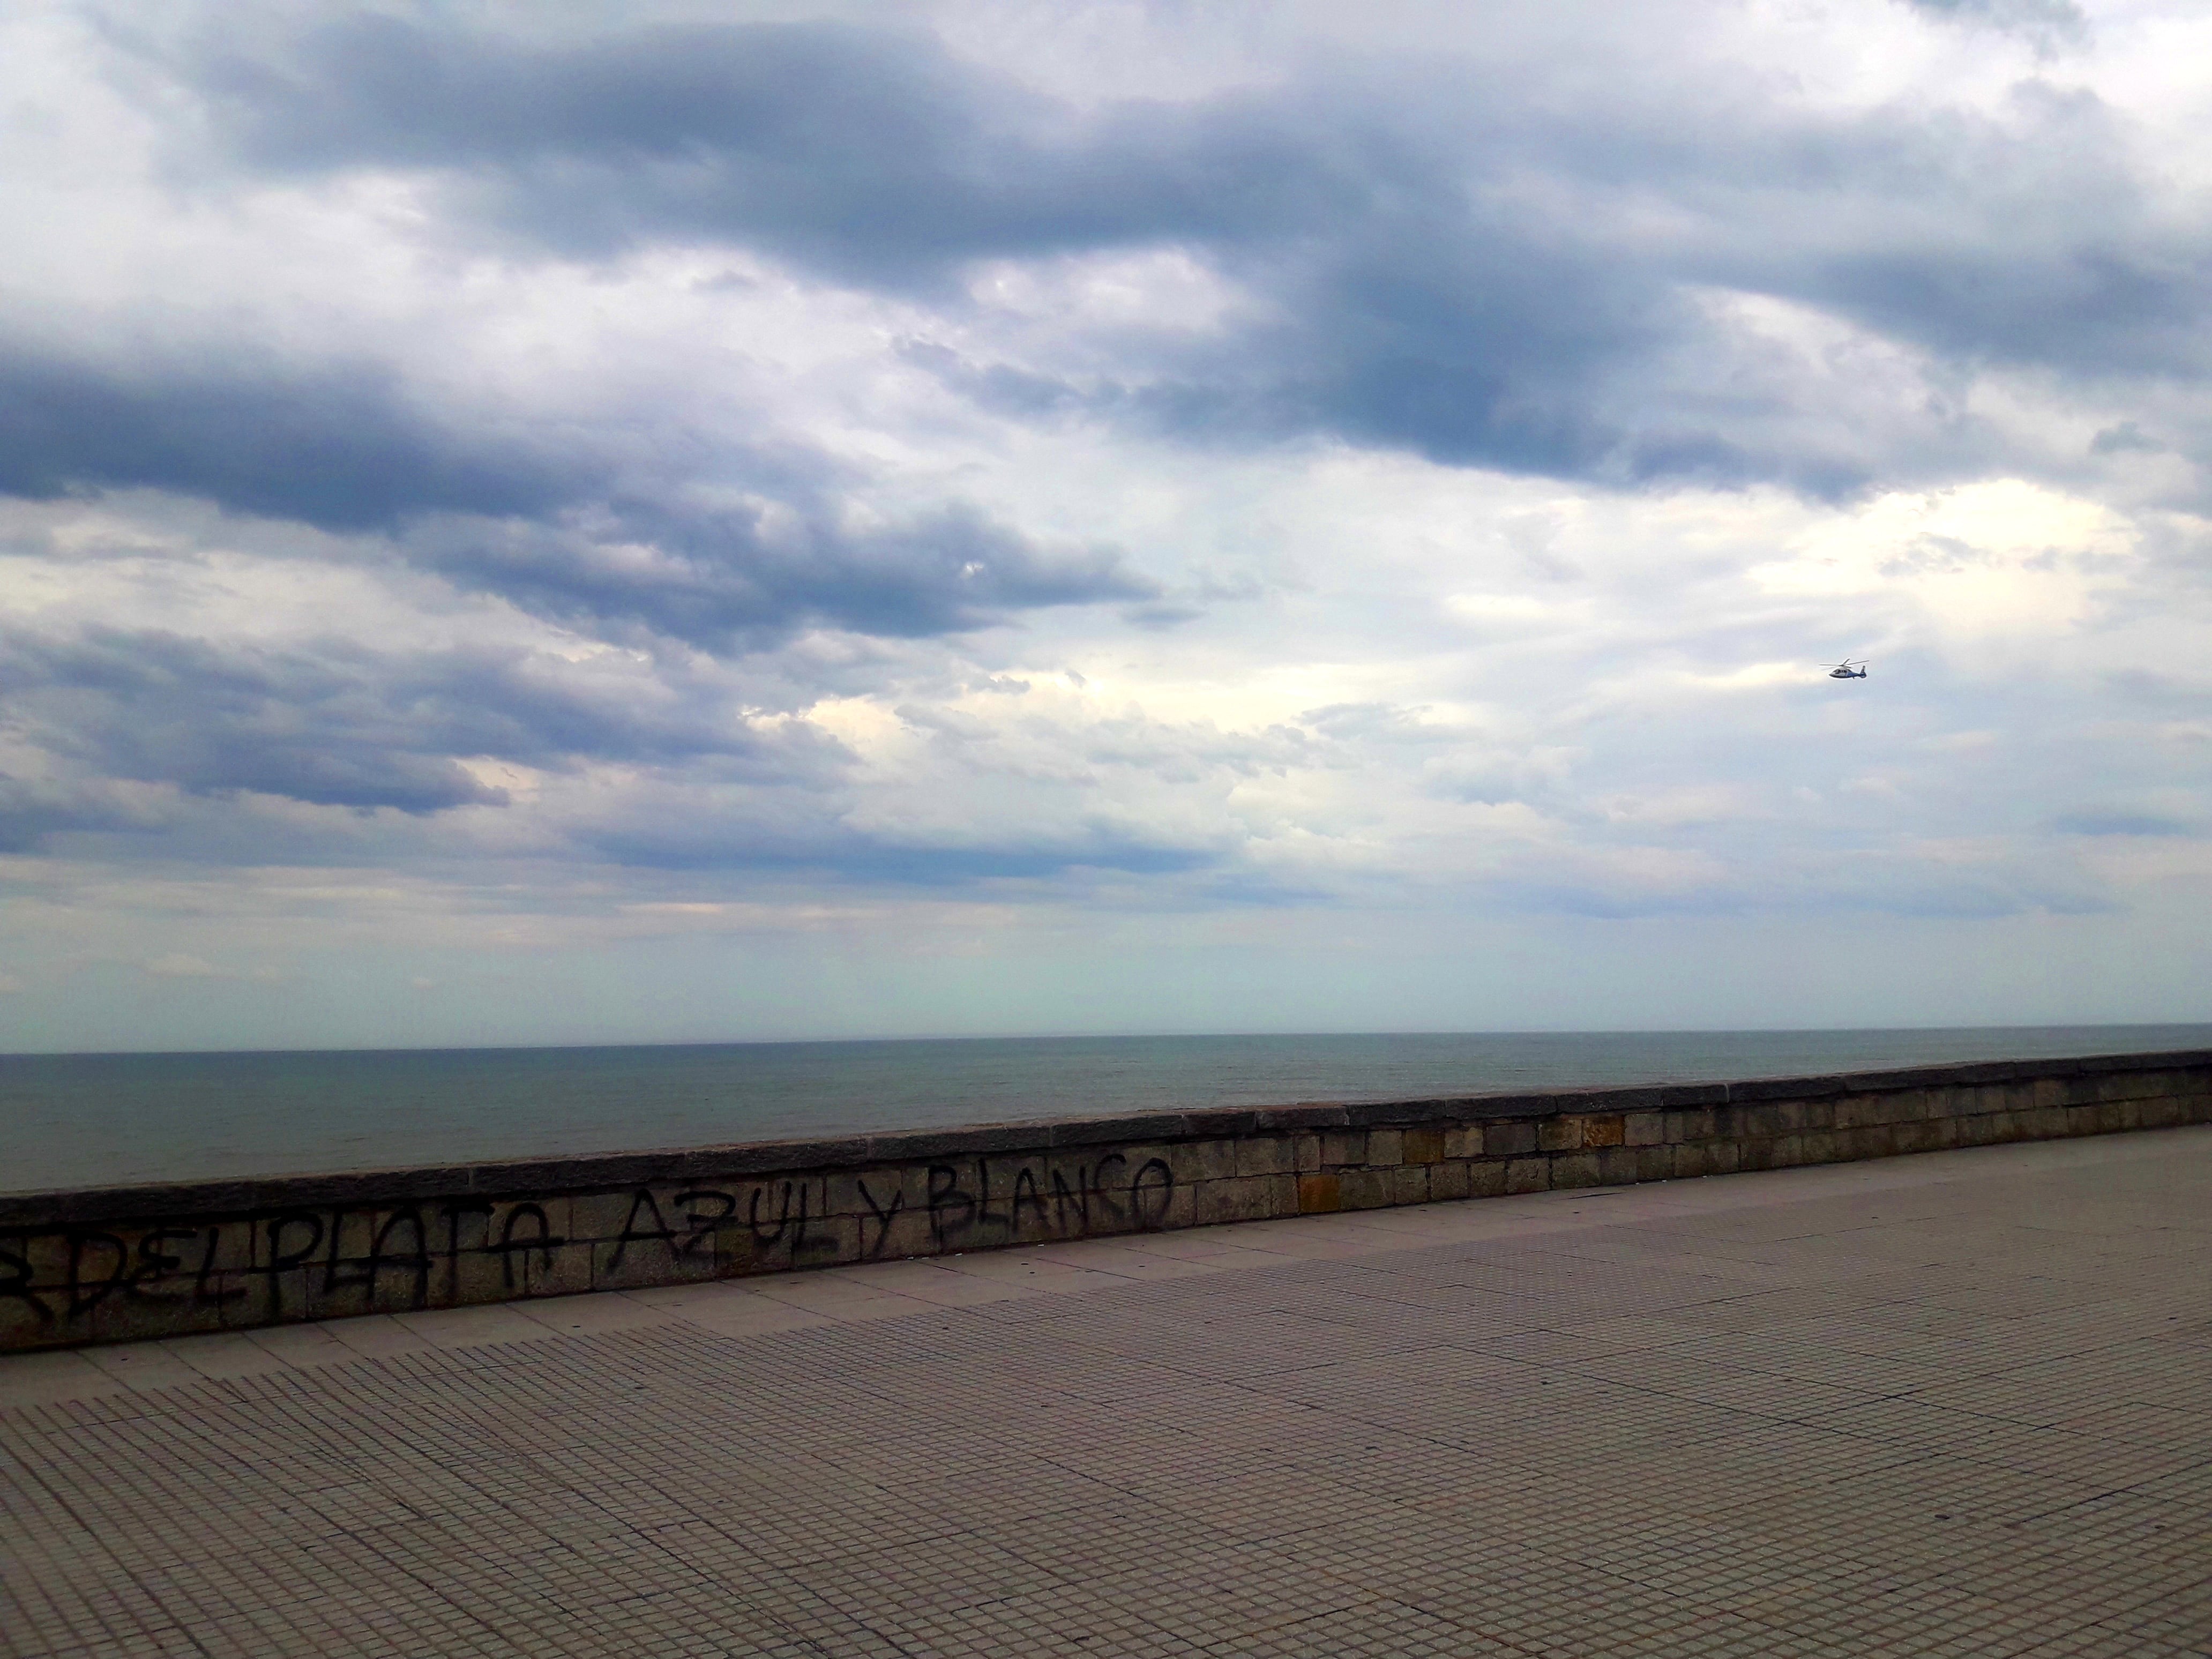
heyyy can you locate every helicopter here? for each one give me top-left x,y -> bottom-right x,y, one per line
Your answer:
1827,659 -> 1869,679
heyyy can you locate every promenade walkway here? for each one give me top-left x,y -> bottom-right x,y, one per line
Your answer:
4,1128 -> 2207,1658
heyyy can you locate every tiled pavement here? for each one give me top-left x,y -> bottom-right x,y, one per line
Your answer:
3,1128 -> 2208,1658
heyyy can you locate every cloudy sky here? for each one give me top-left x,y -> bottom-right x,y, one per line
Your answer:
5,0 -> 2212,1051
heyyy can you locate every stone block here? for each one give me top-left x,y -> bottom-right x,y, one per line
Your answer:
1504,1158 -> 1551,1195
1634,1146 -> 1674,1182
2141,1096 -> 2184,1129
1402,1127 -> 1445,1165
1800,1130 -> 1838,1165
1772,1101 -> 1809,1133
2097,1072 -> 2165,1102
824,1167 -> 913,1220
1443,1125 -> 1483,1159
1594,1147 -> 1640,1186
1848,1125 -> 1898,1161
1131,1170 -> 1193,1232
844,1203 -> 938,1266
1706,1141 -> 1743,1175
1466,1160 -> 1507,1198
452,1237 -> 591,1304
60,1284 -> 205,1346
1339,1170 -> 1394,1210
1551,1153 -> 1601,1190
593,1227 -> 731,1292
1320,1131 -> 1367,1169
1582,1115 -> 1626,1148
1186,1140 -> 1242,1182
567,1189 -> 646,1244
108,1225 -> 213,1310
1203,1185 -> 1291,1238
1365,1129 -> 1406,1168
1665,1108 -> 1716,1142
1390,1165 -> 1432,1206
1294,1133 -> 1324,1172
1537,1117 -> 1580,1153
1670,1142 -> 1713,1179
12,1228 -> 83,1288
1298,1173 -> 1342,1214
1485,1120 -> 1538,1157
1892,1119 -> 1937,1154
0,1294 -> 61,1351
1428,1160 -> 1472,1202
1625,1112 -> 1664,1147
1235,1138 -> 1296,1178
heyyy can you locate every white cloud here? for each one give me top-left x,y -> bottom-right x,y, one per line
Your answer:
2,0 -> 2211,1048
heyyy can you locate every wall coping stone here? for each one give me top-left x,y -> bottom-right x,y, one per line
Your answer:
6,1045 -> 2207,1229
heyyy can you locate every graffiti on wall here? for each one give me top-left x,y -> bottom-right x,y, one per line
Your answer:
0,1151 -> 1176,1342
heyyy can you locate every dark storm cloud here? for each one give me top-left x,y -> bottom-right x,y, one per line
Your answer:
187,16 -> 1348,285
157,13 -> 2212,494
412,500 -> 1156,653
0,332 -> 1152,647
0,341 -> 579,532
0,776 -> 163,853
0,626 -> 842,821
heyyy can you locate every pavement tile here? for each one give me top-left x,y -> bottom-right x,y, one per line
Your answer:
2,1127 -> 2209,1658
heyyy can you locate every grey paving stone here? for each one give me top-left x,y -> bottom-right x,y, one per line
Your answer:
2,1127 -> 2208,1658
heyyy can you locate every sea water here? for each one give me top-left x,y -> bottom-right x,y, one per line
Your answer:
6,1025 -> 2209,1193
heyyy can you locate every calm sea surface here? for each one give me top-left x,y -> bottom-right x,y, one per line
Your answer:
6,1025 -> 2210,1194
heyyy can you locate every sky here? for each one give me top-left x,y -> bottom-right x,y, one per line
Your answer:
5,0 -> 2212,1052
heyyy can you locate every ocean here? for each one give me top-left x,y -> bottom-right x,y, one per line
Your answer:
6,1025 -> 2209,1194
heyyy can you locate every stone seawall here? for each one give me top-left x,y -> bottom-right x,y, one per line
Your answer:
6,1049 -> 2210,1352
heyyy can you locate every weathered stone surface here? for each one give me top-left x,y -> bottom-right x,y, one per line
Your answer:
1595,1147 -> 1641,1185
1402,1127 -> 1446,1165
1338,1170 -> 1395,1210
1389,1165 -> 1432,1205
1551,1153 -> 1601,1190
1505,1157 -> 1551,1194
1466,1159 -> 1508,1199
1195,1176 -> 1290,1227
1429,1160 -> 1473,1201
1319,1131 -> 1367,1168
1298,1172 -> 1342,1214
1235,1138 -> 1296,1178
1537,1117 -> 1580,1153
1486,1120 -> 1539,1157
